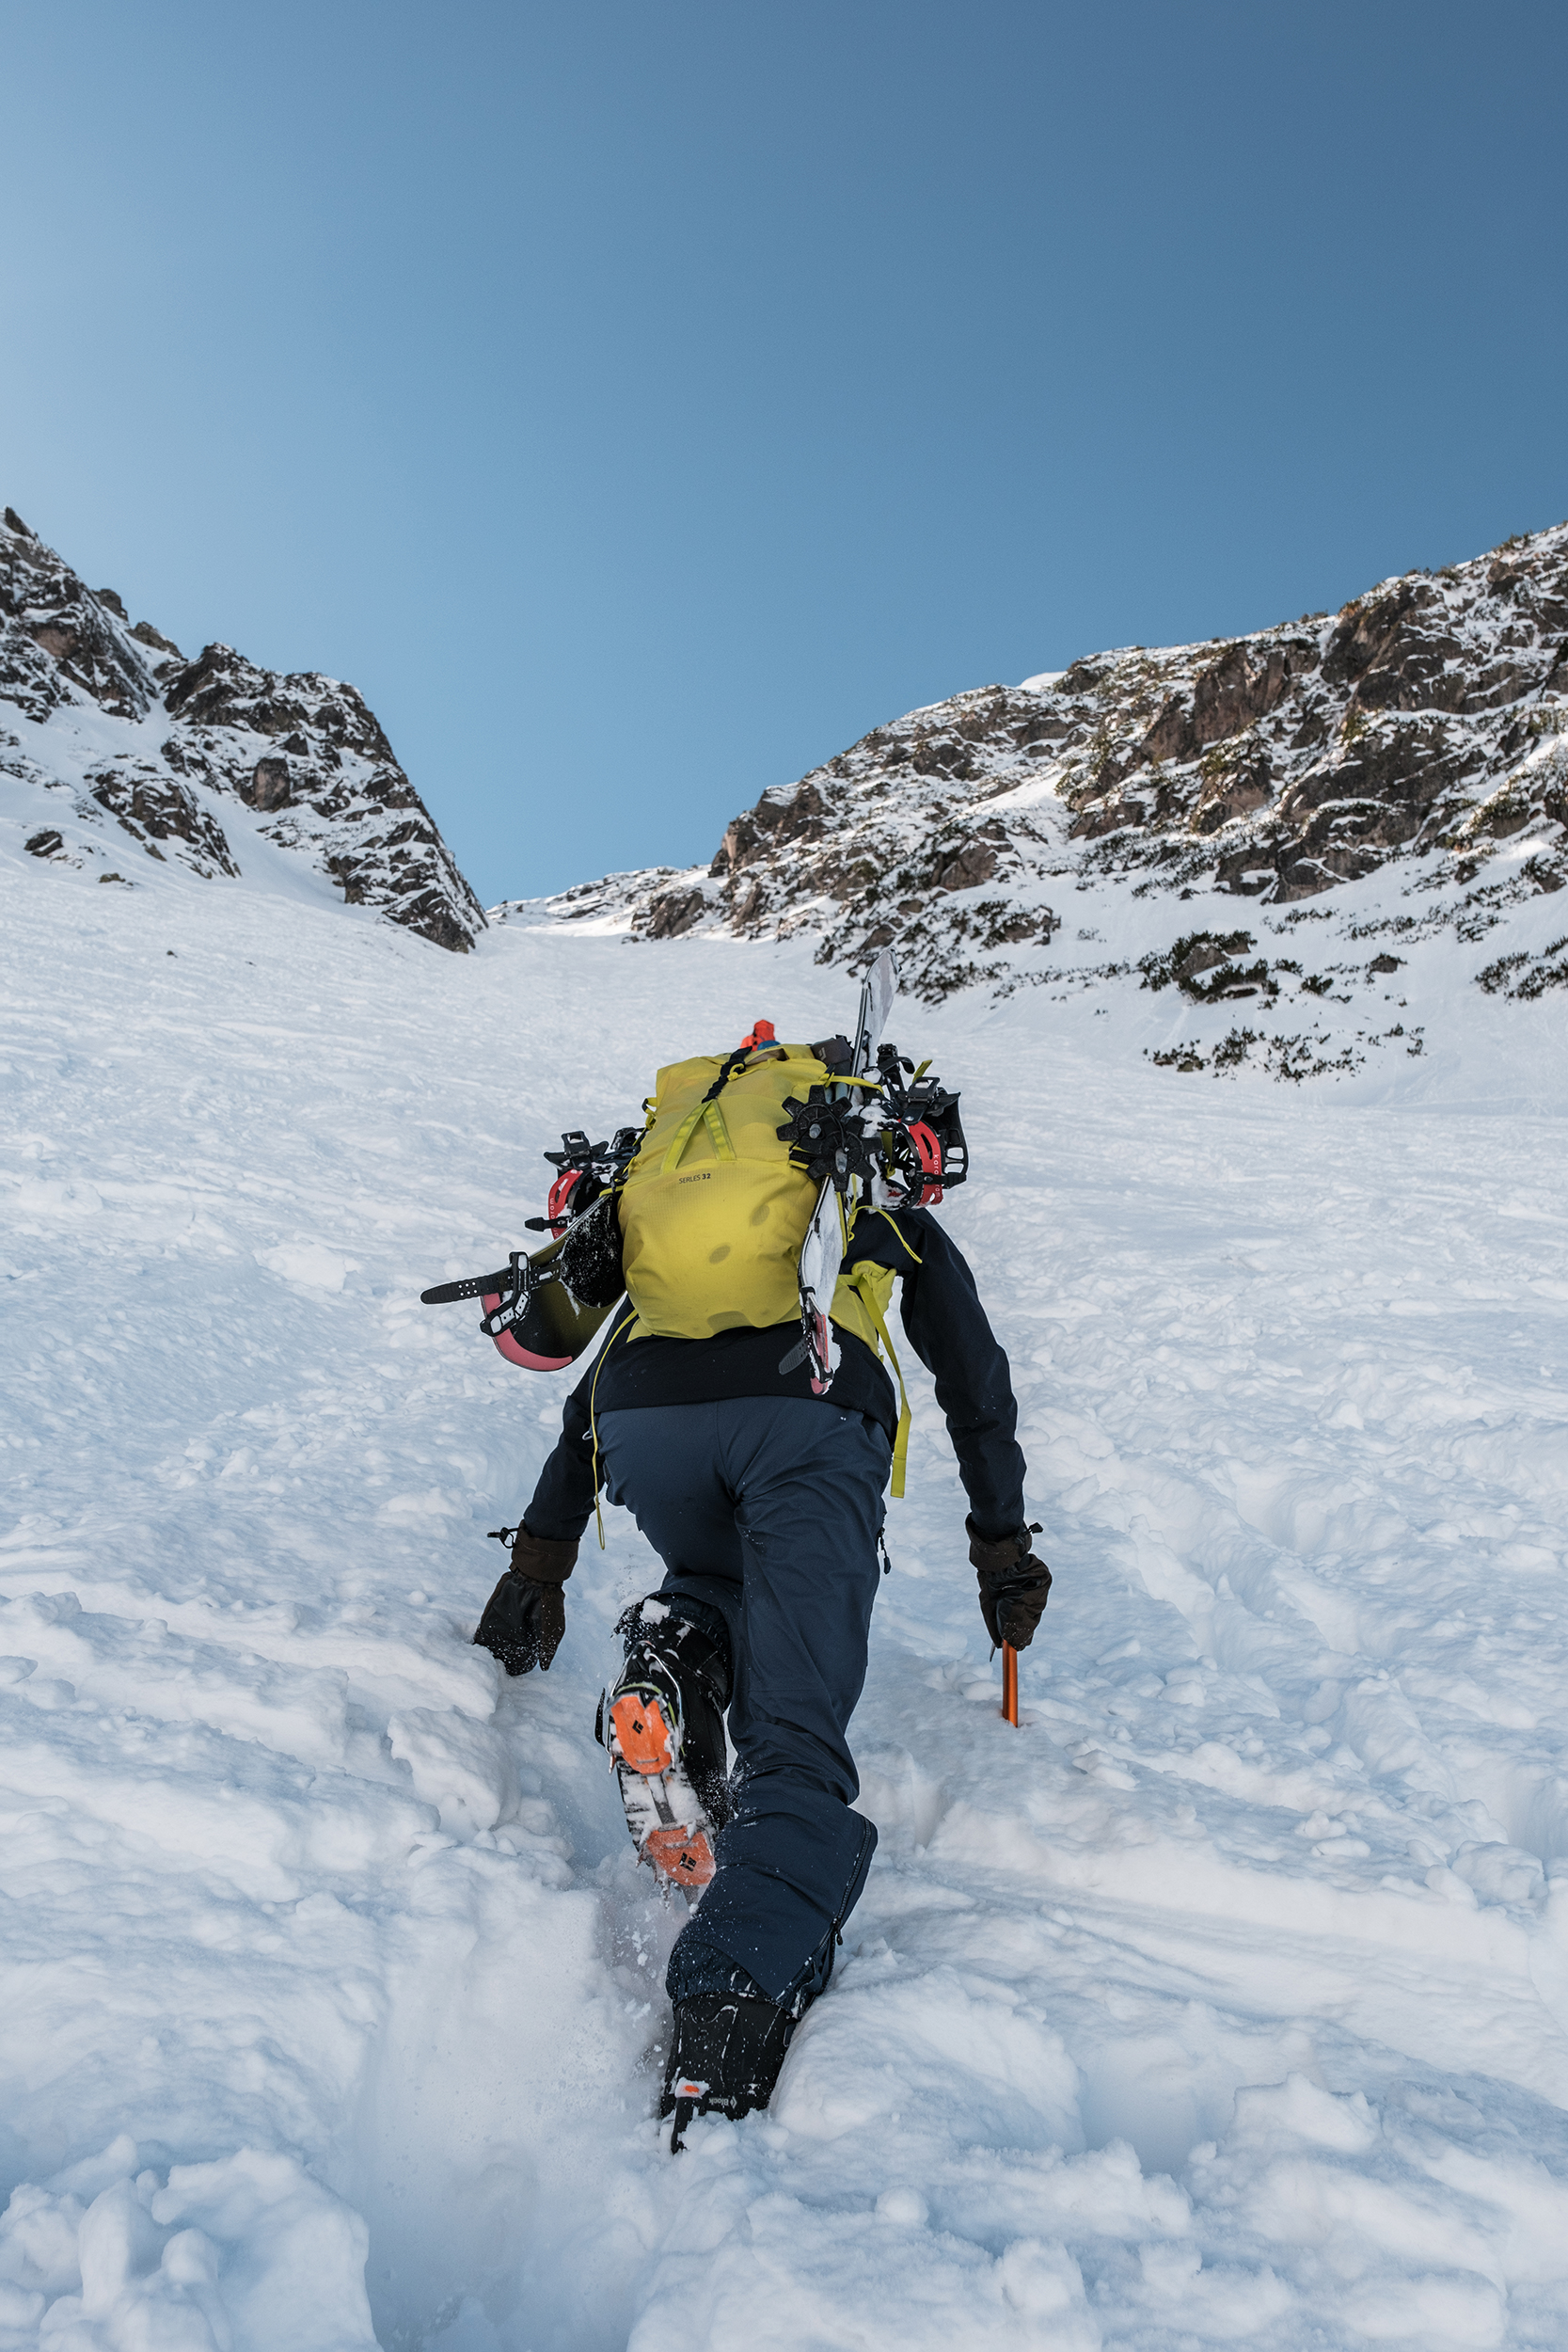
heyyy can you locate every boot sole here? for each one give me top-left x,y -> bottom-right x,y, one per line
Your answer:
606,1692 -> 716,1892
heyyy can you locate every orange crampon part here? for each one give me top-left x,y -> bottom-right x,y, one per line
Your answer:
609,1691 -> 676,1774
643,1825 -> 716,1890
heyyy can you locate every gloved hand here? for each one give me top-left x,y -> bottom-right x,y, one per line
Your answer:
473,1525 -> 578,1674
968,1517 -> 1051,1650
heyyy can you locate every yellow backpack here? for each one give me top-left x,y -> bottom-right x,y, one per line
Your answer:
589,1032 -> 915,1518
618,1041 -> 886,1354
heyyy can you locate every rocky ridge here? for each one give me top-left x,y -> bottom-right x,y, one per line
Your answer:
2,507 -> 483,951
511,521 -> 1568,1018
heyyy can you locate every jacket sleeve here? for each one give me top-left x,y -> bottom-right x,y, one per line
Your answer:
520,1369 -> 600,1543
850,1207 -> 1028,1539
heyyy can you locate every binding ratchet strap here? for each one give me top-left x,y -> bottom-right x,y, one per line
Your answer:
589,1309 -> 640,1547
662,1046 -> 753,1172
842,1266 -> 911,1501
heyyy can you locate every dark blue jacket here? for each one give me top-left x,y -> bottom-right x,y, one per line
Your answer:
523,1205 -> 1026,1543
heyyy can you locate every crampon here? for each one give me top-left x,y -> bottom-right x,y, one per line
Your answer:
603,1677 -> 715,1891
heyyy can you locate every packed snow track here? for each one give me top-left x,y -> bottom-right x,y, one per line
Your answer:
3,853 -> 1568,2351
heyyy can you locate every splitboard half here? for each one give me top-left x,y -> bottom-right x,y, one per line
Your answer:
420,1231 -> 619,1370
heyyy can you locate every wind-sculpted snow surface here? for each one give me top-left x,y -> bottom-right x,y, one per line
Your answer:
518,520 -> 1568,1067
4,846 -> 1568,2350
0,506 -> 483,953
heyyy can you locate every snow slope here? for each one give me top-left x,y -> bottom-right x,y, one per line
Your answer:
4,842 -> 1568,2351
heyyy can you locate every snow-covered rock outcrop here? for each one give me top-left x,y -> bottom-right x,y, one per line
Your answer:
518,520 -> 1568,1013
1,505 -> 483,951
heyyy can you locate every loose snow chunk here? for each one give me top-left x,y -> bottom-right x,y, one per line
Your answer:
1246,2159 -> 1502,2283
1231,2074 -> 1379,2154
628,2190 -> 1101,2352
386,1706 -> 539,1843
254,1241 -> 359,1291
0,2144 -> 376,2351
1136,2240 -> 1295,2337
775,1969 -> 1083,2153
1339,2273 -> 1505,2346
995,2237 -> 1097,2337
1449,1840 -> 1544,1904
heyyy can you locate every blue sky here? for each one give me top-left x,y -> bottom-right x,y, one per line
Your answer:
4,1 -> 1565,904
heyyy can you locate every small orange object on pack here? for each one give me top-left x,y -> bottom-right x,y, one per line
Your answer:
737,1019 -> 777,1052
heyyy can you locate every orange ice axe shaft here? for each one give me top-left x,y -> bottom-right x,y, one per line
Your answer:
1002,1642 -> 1019,1726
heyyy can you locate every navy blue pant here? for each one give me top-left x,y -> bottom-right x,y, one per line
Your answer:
596,1397 -> 889,2011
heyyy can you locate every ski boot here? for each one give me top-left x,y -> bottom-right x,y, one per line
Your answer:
596,1600 -> 732,1896
660,1991 -> 795,2151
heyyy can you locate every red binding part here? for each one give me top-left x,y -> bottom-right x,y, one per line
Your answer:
907,1120 -> 944,1206
480,1291 -> 572,1372
546,1168 -> 580,1226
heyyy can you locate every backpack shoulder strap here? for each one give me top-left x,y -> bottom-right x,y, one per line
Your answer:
838,1253 -> 911,1501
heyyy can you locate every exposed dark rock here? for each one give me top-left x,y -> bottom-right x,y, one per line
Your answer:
130,619 -> 182,658
584,517 -> 1568,999
24,829 -> 63,857
930,841 -> 998,892
1070,796 -> 1146,841
3,513 -> 484,952
645,888 -> 708,939
1140,639 -> 1311,767
87,768 -> 239,877
1191,748 -> 1272,836
247,755 -> 292,811
713,780 -> 828,876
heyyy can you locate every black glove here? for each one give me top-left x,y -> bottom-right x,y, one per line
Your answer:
969,1517 -> 1051,1650
473,1525 -> 578,1674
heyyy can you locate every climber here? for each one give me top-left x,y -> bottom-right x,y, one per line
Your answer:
467,1017 -> 1050,2146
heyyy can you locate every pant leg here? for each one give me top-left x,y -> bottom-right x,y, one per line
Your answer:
596,1396 -> 890,2011
596,1400 -> 745,1659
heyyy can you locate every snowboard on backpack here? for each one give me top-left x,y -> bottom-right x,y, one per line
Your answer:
792,946 -> 898,1391
419,1133 -> 637,1367
420,1228 -> 612,1371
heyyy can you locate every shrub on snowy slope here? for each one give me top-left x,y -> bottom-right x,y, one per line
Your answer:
517,520 -> 1568,1009
0,504 -> 484,952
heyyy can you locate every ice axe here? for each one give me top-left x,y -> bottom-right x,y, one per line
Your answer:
985,1524 -> 1044,1725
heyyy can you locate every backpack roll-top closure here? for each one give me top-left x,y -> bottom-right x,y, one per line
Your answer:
617,1045 -> 881,1354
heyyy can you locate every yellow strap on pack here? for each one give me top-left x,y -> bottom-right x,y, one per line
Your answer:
841,1263 -> 911,1501
704,1098 -> 736,1162
661,1097 -> 737,1171
660,1058 -> 750,1171
870,1207 -> 923,1269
